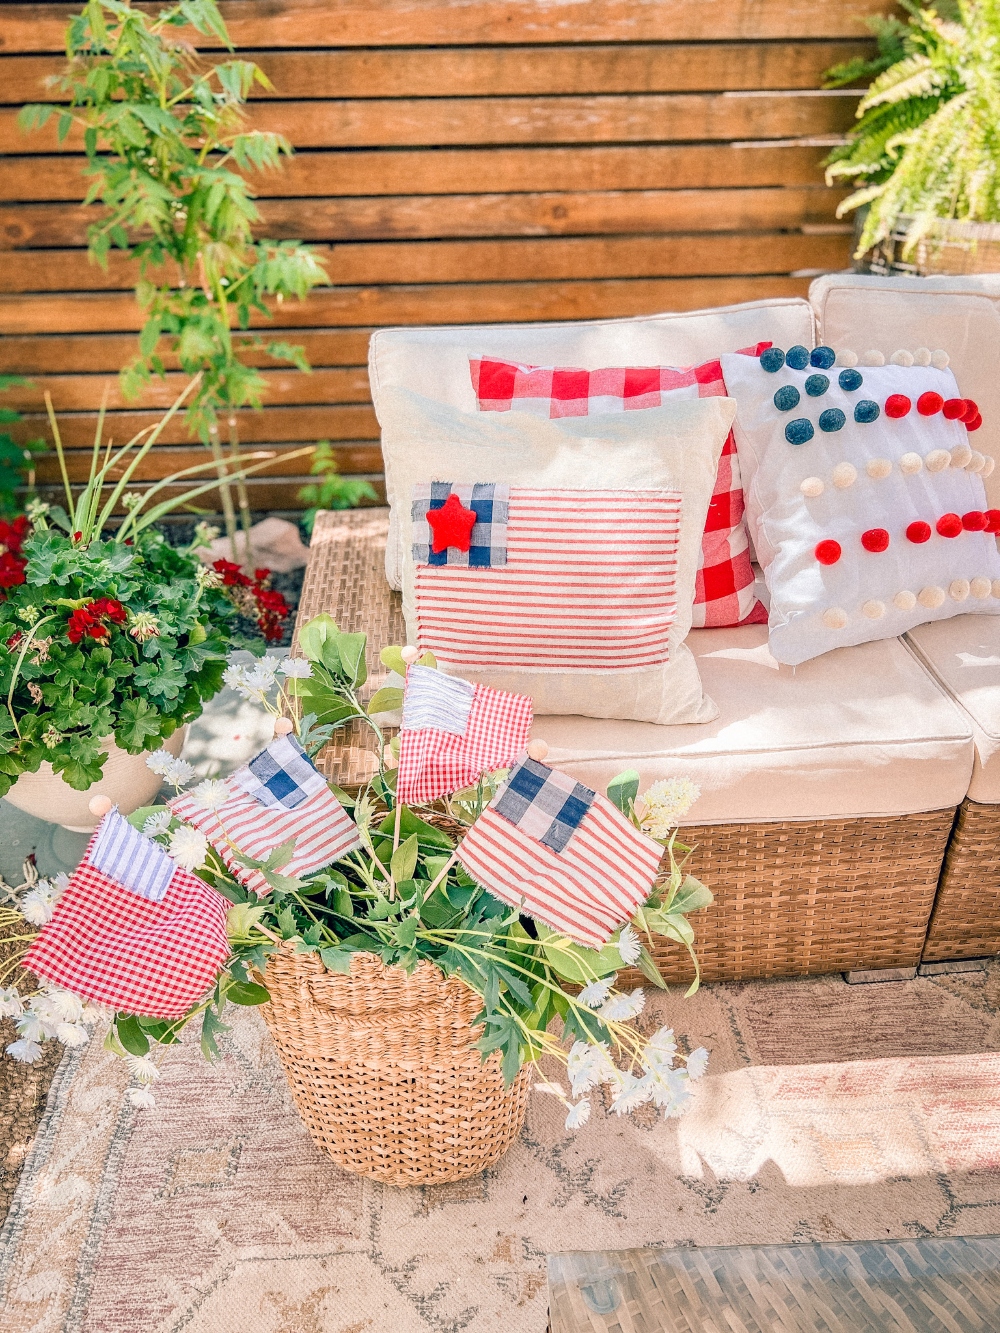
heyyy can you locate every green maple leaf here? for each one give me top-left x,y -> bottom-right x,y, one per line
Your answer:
116,696 -> 164,751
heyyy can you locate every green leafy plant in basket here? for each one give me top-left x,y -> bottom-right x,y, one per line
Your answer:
1,618 -> 714,1132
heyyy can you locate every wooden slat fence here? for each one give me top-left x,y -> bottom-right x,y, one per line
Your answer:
0,0 -> 883,512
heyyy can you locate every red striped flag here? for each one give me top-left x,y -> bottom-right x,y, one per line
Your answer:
413,488 -> 681,671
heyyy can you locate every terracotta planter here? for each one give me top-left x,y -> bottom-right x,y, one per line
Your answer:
5,727 -> 187,832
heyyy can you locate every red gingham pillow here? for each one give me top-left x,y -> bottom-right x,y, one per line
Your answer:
469,348 -> 769,628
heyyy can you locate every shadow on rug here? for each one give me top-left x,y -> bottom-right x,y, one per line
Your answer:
3,965 -> 1000,1333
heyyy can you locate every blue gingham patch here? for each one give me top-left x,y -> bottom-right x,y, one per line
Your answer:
231,734 -> 327,810
411,482 -> 509,568
401,664 -> 475,735
493,757 -> 596,854
90,808 -> 176,904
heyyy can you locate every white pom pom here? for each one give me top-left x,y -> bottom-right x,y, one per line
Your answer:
800,476 -> 824,498
835,349 -> 859,368
890,349 -> 915,367
862,349 -> 886,366
866,458 -> 893,480
913,347 -> 932,367
893,590 -> 917,612
925,449 -> 951,473
862,600 -> 886,620
982,456 -> 996,478
971,577 -> 992,600
967,451 -> 986,473
88,794 -> 113,818
899,452 -> 923,475
400,645 -> 420,664
273,716 -> 294,737
950,443 -> 973,469
918,585 -> 946,609
931,349 -> 950,369
526,739 -> 549,762
821,607 -> 848,629
832,462 -> 857,489
949,579 -> 971,602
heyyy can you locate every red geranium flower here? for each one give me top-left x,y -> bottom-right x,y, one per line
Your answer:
0,516 -> 29,591
66,597 -> 127,645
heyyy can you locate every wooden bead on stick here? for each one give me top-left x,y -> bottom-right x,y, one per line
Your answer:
88,794 -> 113,818
526,739 -> 549,762
400,645 -> 420,664
273,716 -> 294,736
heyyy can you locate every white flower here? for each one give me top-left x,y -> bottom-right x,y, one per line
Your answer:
6,1038 -> 43,1063
616,924 -> 641,966
686,1046 -> 709,1080
125,1053 -> 160,1083
280,658 -> 312,679
127,1086 -> 156,1109
168,825 -> 209,871
34,987 -> 83,1024
145,748 -> 175,777
15,1013 -> 55,1043
564,1099 -> 591,1130
222,663 -> 247,692
643,1026 -> 677,1067
161,757 -> 196,790
0,987 -> 24,1019
80,1003 -> 110,1026
19,884 -> 55,925
598,987 -> 645,1023
579,979 -> 612,1009
648,1065 -> 692,1116
143,810 -> 173,838
53,873 -> 70,894
190,778 -> 230,811
567,1041 -> 617,1098
55,1022 -> 90,1048
636,777 -> 701,838
609,1071 -> 654,1115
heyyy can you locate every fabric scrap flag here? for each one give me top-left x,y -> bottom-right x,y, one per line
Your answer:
396,664 -> 533,804
23,809 -> 230,1018
455,755 -> 664,946
171,733 -> 360,895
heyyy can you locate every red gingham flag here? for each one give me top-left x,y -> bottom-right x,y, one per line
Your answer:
396,664 -> 533,804
414,487 -> 681,670
469,347 -> 770,629
456,756 -> 663,946
23,811 -> 230,1018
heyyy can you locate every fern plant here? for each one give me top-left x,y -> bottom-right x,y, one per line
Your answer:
824,0 -> 1000,258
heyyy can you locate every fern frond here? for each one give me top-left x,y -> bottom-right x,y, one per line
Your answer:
859,55 -> 944,111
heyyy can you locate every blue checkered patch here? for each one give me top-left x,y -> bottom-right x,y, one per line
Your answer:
231,734 -> 328,811
411,482 -> 509,568
493,756 -> 596,854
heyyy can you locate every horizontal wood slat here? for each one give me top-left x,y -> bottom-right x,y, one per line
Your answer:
3,368 -> 371,412
10,404 -> 379,447
33,441 -> 381,483
33,477 -> 387,512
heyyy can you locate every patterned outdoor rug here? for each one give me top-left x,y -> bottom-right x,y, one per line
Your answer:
3,965 -> 1000,1333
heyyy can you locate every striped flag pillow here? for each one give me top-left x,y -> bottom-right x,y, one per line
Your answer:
469,347 -> 770,629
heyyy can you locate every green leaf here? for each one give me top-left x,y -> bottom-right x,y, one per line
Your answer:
200,1006 -> 230,1061
320,945 -> 355,974
337,631 -> 367,688
390,833 -> 419,883
376,806 -> 453,850
537,928 -> 620,984
116,697 -> 164,751
366,686 -> 403,716
668,875 -> 714,915
226,980 -> 270,1006
116,1014 -> 150,1057
276,905 -> 297,939
125,805 -> 167,832
607,769 -> 640,815
636,945 -> 668,990
298,613 -> 339,663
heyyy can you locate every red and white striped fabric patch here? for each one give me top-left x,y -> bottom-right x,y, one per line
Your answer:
413,488 -> 681,671
171,783 -> 360,897
469,349 -> 770,629
24,823 -> 230,1018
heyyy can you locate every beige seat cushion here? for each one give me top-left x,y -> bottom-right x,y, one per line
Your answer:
532,626 -> 973,825
905,615 -> 1000,804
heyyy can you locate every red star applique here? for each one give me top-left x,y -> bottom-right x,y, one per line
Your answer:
426,492 -> 477,553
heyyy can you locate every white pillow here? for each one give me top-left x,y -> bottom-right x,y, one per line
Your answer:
377,387 -> 737,724
722,345 -> 1000,666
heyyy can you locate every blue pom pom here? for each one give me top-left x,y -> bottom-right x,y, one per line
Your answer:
786,345 -> 810,371
773,385 -> 800,412
805,374 -> 830,397
785,418 -> 815,445
838,368 -> 863,392
810,346 -> 836,369
818,408 -> 846,433
760,348 -> 785,373
854,399 -> 880,423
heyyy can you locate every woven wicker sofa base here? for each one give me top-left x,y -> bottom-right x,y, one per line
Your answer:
922,798 -> 1000,962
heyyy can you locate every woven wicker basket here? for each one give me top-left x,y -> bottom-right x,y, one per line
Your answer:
261,942 -> 531,1185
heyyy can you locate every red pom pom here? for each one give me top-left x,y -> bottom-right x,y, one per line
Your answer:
967,412 -> 983,432
943,397 -> 967,420
960,398 -> 979,422
861,528 -> 890,553
936,513 -> 963,538
906,521 -> 932,544
885,394 -> 911,418
963,510 -> 988,532
814,539 -> 842,566
917,391 -> 944,416
985,509 -> 1000,534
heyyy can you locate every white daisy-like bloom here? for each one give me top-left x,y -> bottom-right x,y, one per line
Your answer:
567,1041 -> 617,1097
222,663 -> 248,692
15,1013 -> 55,1044
578,978 -> 612,1009
0,987 -> 24,1019
643,1026 -> 677,1067
635,777 -> 701,838
6,1038 -> 43,1063
609,1070 -> 654,1115
190,778 -> 230,811
145,748 -> 175,777
616,924 -> 641,966
168,825 -> 209,872
34,987 -> 83,1024
598,987 -> 645,1023
280,658 -> 312,679
143,810 -> 173,838
19,884 -> 56,925
80,1003 -> 111,1026
128,1086 -> 156,1109
125,1053 -> 161,1084
533,1080 -> 568,1100
53,872 -> 70,894
564,1099 -> 592,1130
649,1065 -> 691,1114
161,756 -> 197,791
685,1046 -> 709,1080
55,1022 -> 90,1048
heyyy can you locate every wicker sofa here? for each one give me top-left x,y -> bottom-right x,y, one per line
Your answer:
304,272 -> 1000,984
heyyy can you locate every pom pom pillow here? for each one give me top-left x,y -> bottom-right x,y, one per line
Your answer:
376,386 -> 738,724
722,344 -> 1000,666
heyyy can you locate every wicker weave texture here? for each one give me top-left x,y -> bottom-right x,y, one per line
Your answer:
261,944 -> 530,1185
923,798 -> 1000,961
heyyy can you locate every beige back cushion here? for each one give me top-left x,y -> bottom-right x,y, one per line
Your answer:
370,298 -> 816,588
